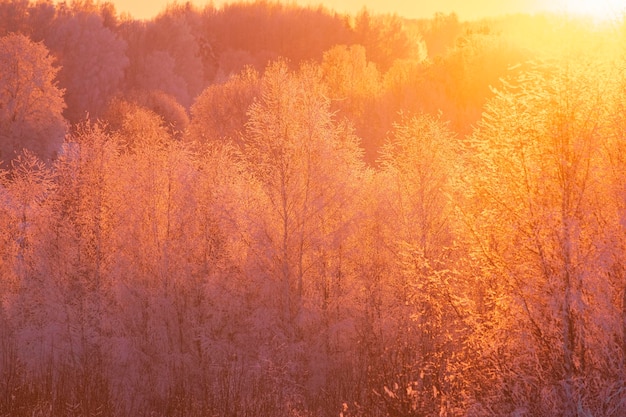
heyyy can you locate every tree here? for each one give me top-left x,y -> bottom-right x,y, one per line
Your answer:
243,60 -> 370,410
131,90 -> 189,136
371,114 -> 464,416
0,33 -> 67,166
320,44 -> 383,162
352,10 -> 417,71
436,28 -> 527,134
465,58 -> 620,415
379,113 -> 457,257
416,12 -> 461,59
141,4 -> 207,107
0,0 -> 29,36
188,66 -> 259,145
44,5 -> 128,122
205,1 -> 352,73
1,151 -> 62,372
104,90 -> 189,139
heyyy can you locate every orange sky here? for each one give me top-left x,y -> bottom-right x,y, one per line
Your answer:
105,0 -> 547,20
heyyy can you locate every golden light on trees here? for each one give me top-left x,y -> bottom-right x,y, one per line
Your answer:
3,1 -> 626,416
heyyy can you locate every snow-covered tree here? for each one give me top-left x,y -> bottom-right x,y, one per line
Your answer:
241,62 -> 368,406
374,114 -> 465,415
0,33 -> 67,166
466,58 -> 620,415
245,60 -> 362,327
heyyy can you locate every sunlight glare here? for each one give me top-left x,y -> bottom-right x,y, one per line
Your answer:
547,0 -> 625,21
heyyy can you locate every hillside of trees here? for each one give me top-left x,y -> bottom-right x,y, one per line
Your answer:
1,0 -> 626,416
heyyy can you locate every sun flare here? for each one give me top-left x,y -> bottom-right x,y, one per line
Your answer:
547,0 -> 625,21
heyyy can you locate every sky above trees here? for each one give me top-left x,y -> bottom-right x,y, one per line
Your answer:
102,0 -> 624,21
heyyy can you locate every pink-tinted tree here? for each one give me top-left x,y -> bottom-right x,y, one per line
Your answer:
44,4 -> 128,122
243,61 -> 367,406
0,33 -> 67,166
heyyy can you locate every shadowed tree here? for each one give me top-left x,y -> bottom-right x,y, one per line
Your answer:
0,0 -> 29,36
320,44 -> 383,162
365,114 -> 465,416
353,9 -> 416,71
104,90 -> 189,139
44,4 -> 128,123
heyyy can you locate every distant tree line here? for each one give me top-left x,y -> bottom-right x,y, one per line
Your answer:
0,0 -> 536,163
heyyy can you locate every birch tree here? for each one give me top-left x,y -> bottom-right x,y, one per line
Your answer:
243,61 -> 366,396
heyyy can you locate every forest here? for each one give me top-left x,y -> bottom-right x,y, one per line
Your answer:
1,0 -> 626,416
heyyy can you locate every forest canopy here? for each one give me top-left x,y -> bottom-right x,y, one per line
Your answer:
1,1 -> 626,416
